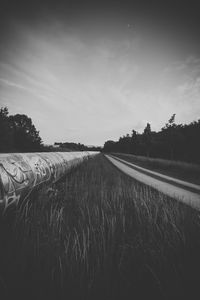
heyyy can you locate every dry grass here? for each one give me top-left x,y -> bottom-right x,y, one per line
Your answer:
0,154 -> 200,300
113,152 -> 200,185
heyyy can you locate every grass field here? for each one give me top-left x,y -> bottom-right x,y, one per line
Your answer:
112,152 -> 200,185
0,154 -> 200,300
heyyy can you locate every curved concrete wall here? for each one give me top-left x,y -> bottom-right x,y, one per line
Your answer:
0,151 -> 98,209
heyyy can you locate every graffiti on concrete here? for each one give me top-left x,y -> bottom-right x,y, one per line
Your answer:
0,151 -> 98,209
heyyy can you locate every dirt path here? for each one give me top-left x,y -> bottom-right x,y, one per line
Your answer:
105,154 -> 200,210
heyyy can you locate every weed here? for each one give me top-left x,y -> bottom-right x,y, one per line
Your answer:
0,154 -> 200,300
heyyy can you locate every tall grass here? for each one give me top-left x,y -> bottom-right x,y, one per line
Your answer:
113,152 -> 200,185
0,154 -> 200,300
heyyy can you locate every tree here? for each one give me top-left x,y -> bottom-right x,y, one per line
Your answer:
9,114 -> 43,152
162,114 -> 177,160
162,113 -> 176,130
168,113 -> 176,125
0,107 -> 13,152
130,129 -> 138,154
102,115 -> 200,163
143,123 -> 152,157
103,140 -> 116,153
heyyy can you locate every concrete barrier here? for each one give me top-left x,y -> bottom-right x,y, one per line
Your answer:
0,151 -> 98,208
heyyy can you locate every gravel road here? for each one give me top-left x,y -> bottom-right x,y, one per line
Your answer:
105,154 -> 200,210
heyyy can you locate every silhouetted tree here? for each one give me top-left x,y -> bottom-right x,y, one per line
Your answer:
130,129 -> 138,154
103,115 -> 200,164
103,140 -> 116,152
143,123 -> 152,157
168,114 -> 176,127
162,114 -> 177,160
8,114 -> 43,152
0,107 -> 14,152
181,120 -> 200,163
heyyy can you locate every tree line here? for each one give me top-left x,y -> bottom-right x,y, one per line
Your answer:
0,107 -> 43,152
54,142 -> 101,152
103,114 -> 200,164
0,107 -> 101,153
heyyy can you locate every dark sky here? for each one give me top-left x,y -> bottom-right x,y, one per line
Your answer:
1,0 -> 200,58
0,0 -> 200,145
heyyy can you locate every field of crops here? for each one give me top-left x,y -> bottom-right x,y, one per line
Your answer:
1,154 -> 200,300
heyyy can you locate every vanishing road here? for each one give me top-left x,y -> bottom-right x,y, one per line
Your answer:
105,154 -> 200,210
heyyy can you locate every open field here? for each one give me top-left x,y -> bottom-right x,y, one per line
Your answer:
0,154 -> 200,300
112,153 -> 200,185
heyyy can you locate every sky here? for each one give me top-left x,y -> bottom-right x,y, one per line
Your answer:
0,0 -> 200,146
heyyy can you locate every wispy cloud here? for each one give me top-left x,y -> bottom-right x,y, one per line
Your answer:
1,20 -> 200,145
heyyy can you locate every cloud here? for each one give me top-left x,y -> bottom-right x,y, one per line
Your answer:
1,19 -> 200,145
0,77 -> 49,101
